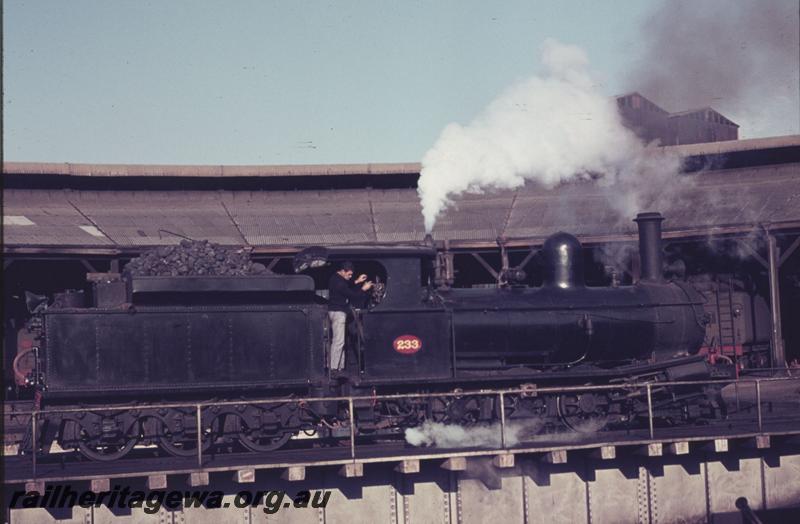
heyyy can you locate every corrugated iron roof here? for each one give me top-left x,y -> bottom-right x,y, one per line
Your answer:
4,162 -> 799,252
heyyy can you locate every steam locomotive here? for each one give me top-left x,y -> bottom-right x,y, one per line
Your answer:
10,212 -> 770,461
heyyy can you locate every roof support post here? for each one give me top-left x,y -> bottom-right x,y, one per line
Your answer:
766,231 -> 786,368
497,237 -> 509,286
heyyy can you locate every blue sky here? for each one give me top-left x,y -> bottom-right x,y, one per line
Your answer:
3,1 -> 798,165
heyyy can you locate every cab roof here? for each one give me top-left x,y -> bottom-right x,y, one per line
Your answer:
293,244 -> 435,273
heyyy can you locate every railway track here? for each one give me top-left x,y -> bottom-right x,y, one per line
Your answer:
5,409 -> 800,484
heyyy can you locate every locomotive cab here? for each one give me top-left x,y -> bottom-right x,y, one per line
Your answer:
294,245 -> 454,383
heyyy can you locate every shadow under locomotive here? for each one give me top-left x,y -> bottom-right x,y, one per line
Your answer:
12,212 -> 742,461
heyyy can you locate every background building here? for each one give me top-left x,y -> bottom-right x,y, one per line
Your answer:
617,92 -> 739,145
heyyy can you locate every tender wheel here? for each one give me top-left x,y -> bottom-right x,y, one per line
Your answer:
62,420 -> 138,462
78,438 -> 138,462
156,411 -> 216,458
557,393 -> 610,433
227,405 -> 295,452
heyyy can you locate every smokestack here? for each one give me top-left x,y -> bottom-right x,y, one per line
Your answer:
634,212 -> 664,283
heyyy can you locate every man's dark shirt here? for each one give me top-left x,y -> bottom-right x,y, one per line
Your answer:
328,273 -> 367,312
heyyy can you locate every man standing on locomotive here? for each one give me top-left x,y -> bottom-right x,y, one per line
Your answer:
328,261 -> 373,373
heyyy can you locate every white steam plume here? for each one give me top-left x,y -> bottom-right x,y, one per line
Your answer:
405,421 -> 515,448
418,39 -> 683,232
405,420 -> 584,449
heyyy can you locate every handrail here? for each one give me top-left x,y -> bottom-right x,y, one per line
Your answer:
16,374 -> 799,479
11,375 -> 799,417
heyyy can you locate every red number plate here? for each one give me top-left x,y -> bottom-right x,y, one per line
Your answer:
393,335 -> 422,355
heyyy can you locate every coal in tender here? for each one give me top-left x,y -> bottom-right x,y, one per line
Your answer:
123,240 -> 269,277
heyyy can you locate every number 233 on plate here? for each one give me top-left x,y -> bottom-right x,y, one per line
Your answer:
393,335 -> 422,354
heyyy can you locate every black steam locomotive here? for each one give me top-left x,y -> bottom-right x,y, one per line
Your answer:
11,212 -> 764,460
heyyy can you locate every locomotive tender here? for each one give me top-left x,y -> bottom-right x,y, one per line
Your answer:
14,212 -> 752,460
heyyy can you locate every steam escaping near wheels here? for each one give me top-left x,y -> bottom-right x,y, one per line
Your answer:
404,420 -> 584,449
